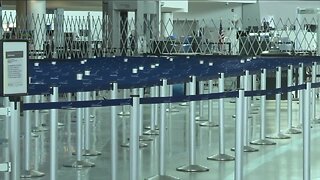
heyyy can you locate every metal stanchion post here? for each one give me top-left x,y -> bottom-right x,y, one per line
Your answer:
286,65 -> 302,134
251,74 -> 259,114
251,69 -> 276,145
9,99 -> 21,180
207,73 -> 235,161
267,67 -> 290,139
130,90 -> 140,180
233,71 -> 258,152
297,63 -> 304,129
118,89 -> 131,116
144,86 -> 159,135
303,82 -> 311,180
50,87 -> 59,179
63,88 -> 95,168
311,62 -> 320,123
145,86 -> 160,130
196,81 -> 207,121
177,76 -> 209,172
139,88 -> 153,141
235,89 -> 244,180
83,91 -> 101,156
32,95 -> 48,132
111,82 -> 118,180
21,95 -> 45,178
146,79 -> 179,180
200,79 -> 218,127
166,84 -> 179,113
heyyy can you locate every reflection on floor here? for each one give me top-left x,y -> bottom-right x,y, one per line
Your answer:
1,97 -> 320,180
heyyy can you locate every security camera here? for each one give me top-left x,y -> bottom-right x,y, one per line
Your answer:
225,2 -> 229,5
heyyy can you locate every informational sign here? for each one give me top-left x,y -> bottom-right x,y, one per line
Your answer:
0,40 -> 28,96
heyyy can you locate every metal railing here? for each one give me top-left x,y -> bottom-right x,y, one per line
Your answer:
1,12 -> 319,58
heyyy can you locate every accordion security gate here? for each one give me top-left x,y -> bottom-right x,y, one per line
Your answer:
1,12 -> 320,58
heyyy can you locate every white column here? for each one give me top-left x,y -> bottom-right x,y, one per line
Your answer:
161,12 -> 173,38
27,0 -> 46,52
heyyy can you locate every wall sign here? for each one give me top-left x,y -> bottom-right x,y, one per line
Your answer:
0,40 -> 28,96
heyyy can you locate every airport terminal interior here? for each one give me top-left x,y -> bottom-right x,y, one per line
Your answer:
1,0 -> 320,180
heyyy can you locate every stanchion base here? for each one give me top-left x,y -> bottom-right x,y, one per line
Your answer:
166,108 -> 180,113
176,164 -> 209,172
207,153 -> 235,161
31,133 -> 39,138
143,129 -> 159,135
195,116 -> 208,121
32,126 -> 48,132
90,115 -> 95,118
199,121 -> 219,127
58,122 -> 65,126
266,133 -> 290,139
146,175 -> 180,180
250,139 -> 276,145
21,170 -> 45,178
229,99 -> 236,103
67,108 -> 76,111
144,126 -> 159,130
63,160 -> 95,168
231,146 -> 259,152
285,128 -> 302,134
139,135 -> 153,141
83,149 -> 102,156
179,102 -> 189,107
120,142 -> 148,148
232,115 -> 252,119
40,110 -> 49,113
118,111 -> 130,116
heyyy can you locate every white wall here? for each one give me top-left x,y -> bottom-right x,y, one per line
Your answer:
259,1 -> 320,21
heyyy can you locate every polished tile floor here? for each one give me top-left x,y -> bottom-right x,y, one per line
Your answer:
1,94 -> 320,180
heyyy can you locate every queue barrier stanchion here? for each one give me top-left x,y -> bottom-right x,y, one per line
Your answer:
32,95 -> 48,132
250,74 -> 259,114
266,66 -> 290,139
9,97 -> 21,180
200,79 -> 218,127
144,86 -> 160,135
145,86 -> 160,131
235,89 -> 245,180
311,62 -> 319,123
207,73 -> 235,161
303,82 -> 311,180
166,84 -> 179,113
176,76 -> 209,172
297,63 -> 304,129
63,74 -> 95,168
286,65 -> 301,134
49,87 -> 59,179
139,87 -> 153,141
111,82 -> 118,180
196,81 -> 207,121
130,90 -> 140,180
251,69 -> 276,145
83,91 -> 101,156
122,68 -> 148,148
21,95 -> 45,178
232,71 -> 258,152
118,89 -> 131,116
146,79 -> 180,180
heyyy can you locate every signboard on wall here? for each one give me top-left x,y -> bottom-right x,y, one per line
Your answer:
0,40 -> 28,96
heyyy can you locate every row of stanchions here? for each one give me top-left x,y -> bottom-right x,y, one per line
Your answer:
2,58 -> 320,180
